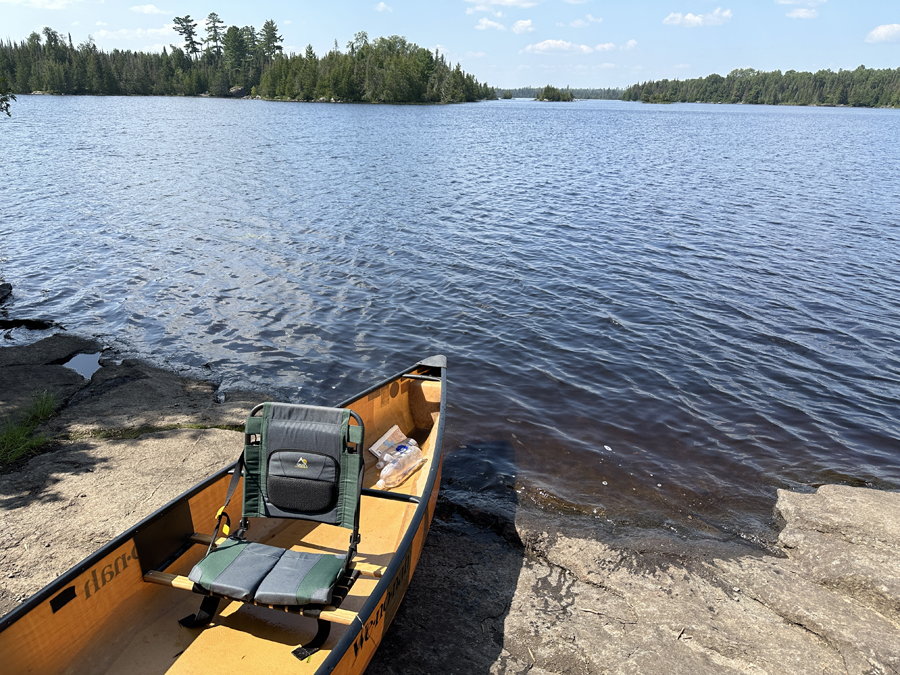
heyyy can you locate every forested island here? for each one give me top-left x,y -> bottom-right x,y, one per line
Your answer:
623,66 -> 900,107
0,15 -> 494,104
500,86 -> 622,100
535,85 -> 574,102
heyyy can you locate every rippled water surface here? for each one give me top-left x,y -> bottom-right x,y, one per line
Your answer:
3,96 -> 899,544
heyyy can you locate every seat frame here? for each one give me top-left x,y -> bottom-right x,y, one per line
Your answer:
144,403 -> 365,660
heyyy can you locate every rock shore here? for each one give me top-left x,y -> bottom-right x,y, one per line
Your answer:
0,334 -> 270,614
2,335 -> 898,674
367,484 -> 900,675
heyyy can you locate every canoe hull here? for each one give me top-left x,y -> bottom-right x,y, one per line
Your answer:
328,457 -> 443,674
0,356 -> 447,675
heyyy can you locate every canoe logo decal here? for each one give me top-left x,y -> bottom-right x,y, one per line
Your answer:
81,544 -> 139,602
352,547 -> 413,660
295,457 -> 309,469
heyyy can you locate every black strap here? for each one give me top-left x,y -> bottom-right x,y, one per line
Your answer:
222,453 -> 245,513
178,596 -> 221,628
291,620 -> 331,661
206,454 -> 245,556
182,456 -> 244,630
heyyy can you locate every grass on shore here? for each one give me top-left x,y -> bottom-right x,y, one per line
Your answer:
0,391 -> 55,466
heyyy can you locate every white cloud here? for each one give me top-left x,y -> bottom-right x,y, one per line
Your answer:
564,14 -> 602,28
663,8 -> 732,27
476,18 -> 506,30
432,44 -> 455,60
595,42 -> 615,51
466,0 -> 535,14
375,2 -> 392,11
130,4 -> 167,14
787,8 -> 817,18
0,0 -> 73,8
776,0 -> 825,5
95,26 -> 173,41
866,24 -> 900,43
523,39 -> 594,54
284,20 -> 293,25
622,39 -> 637,50
512,19 -> 534,34
465,0 -> 536,7
96,21 -> 108,26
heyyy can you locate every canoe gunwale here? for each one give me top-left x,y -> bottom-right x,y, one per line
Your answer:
0,462 -> 234,633
316,357 -> 447,674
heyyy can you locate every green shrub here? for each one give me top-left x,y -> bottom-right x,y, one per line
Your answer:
0,391 -> 55,466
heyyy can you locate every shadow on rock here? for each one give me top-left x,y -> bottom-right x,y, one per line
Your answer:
0,440 -> 111,510
367,439 -> 524,675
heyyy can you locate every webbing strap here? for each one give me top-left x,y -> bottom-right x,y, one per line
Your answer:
221,454 -> 244,512
207,454 -> 245,556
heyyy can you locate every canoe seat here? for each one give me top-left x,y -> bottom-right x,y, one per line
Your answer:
164,402 -> 364,659
188,539 -> 347,605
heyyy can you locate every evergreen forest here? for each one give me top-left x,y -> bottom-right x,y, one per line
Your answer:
500,86 -> 622,100
0,16 -> 495,104
622,66 -> 900,107
535,85 -> 574,102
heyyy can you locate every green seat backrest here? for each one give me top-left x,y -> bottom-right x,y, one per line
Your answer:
241,403 -> 364,530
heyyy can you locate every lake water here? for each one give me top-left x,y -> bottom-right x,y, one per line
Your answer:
3,96 -> 899,547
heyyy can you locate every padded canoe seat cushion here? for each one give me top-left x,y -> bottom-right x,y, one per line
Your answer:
188,538 -> 346,606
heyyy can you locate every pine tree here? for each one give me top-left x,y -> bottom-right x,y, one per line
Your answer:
223,26 -> 247,80
260,20 -> 283,61
204,13 -> 225,62
172,16 -> 201,59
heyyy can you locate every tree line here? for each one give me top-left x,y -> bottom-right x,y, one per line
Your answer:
500,86 -> 622,100
622,66 -> 900,107
535,85 -> 574,102
0,15 -> 494,104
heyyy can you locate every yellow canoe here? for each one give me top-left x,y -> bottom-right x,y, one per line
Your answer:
0,355 -> 447,674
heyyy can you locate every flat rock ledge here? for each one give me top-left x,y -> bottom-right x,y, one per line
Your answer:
2,335 -> 898,674
367,485 -> 900,675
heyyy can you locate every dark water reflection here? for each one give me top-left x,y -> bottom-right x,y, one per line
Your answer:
3,96 -> 899,545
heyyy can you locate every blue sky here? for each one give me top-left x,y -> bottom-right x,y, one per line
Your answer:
1,1 -> 898,87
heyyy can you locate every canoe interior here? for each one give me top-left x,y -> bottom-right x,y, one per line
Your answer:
1,363 -> 445,675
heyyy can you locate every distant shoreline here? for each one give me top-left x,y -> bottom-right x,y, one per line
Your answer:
623,66 -> 900,108
17,91 -> 900,111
